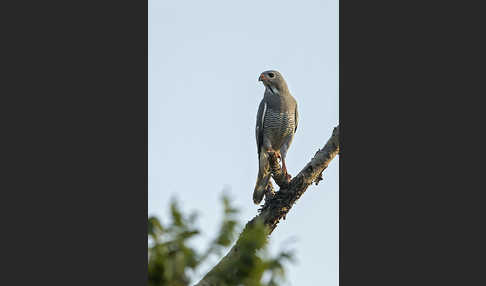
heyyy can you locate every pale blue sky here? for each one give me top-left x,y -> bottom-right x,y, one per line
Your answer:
148,0 -> 338,285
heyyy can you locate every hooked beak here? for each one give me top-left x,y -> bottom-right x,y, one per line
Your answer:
258,74 -> 267,82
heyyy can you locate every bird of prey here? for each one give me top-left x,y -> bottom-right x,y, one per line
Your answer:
253,70 -> 298,205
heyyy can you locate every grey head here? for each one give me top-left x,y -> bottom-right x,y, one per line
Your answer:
258,70 -> 289,96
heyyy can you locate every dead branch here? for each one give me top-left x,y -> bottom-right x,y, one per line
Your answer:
195,125 -> 340,286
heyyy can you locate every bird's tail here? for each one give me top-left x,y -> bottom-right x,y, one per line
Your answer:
253,151 -> 271,205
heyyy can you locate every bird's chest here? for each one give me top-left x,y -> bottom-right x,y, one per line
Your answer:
263,109 -> 295,141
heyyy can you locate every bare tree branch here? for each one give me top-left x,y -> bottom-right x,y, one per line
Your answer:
195,125 -> 340,286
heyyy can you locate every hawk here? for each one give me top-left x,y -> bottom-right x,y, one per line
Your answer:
253,70 -> 298,204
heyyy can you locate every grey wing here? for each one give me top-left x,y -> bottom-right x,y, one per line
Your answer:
294,103 -> 298,132
255,99 -> 266,155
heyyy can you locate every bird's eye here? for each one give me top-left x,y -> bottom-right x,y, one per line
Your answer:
268,72 -> 275,78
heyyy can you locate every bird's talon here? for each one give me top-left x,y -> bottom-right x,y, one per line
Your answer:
285,173 -> 292,182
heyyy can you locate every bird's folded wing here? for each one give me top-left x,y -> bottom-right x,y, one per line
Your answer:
255,99 -> 266,154
294,103 -> 298,132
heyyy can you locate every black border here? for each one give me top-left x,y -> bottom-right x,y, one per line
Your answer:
340,1 -> 484,285
4,1 -> 148,285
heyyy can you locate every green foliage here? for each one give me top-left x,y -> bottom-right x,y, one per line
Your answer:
211,218 -> 294,286
148,199 -> 200,286
148,193 -> 293,286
